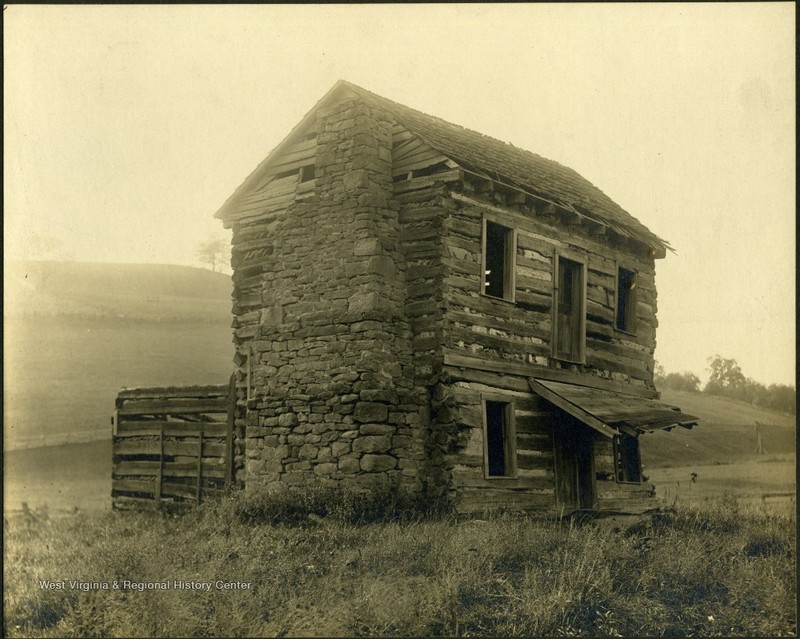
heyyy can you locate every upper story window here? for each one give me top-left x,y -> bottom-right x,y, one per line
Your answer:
482,219 -> 516,301
615,267 -> 637,334
553,255 -> 586,363
484,399 -> 516,478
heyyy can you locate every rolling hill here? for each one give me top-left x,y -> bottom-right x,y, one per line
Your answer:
641,389 -> 796,468
4,260 -> 232,322
4,261 -> 235,450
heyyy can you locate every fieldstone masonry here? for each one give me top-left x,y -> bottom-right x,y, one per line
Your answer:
235,98 -> 432,494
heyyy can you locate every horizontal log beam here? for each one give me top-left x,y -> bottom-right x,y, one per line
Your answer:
443,350 -> 659,399
117,399 -> 229,416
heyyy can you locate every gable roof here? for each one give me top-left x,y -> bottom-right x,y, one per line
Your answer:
215,80 -> 669,253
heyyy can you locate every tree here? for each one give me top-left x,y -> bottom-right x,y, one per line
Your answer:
654,361 -> 666,386
654,361 -> 700,393
196,236 -> 228,272
663,371 -> 701,393
704,354 -> 746,397
764,384 -> 796,414
701,354 -> 795,413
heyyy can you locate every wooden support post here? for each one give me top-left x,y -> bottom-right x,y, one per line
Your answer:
754,421 -> 764,454
196,431 -> 204,505
111,409 -> 119,509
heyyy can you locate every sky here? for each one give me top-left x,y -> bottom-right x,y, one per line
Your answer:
4,3 -> 795,386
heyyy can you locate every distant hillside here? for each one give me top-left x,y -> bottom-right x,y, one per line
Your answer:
4,260 -> 232,322
641,389 -> 796,468
4,261 -> 234,450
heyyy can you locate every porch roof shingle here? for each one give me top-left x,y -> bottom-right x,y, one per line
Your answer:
529,377 -> 699,438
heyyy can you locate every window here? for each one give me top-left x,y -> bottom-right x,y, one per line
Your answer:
299,164 -> 316,183
553,255 -> 586,362
613,433 -> 642,483
484,400 -> 516,478
482,219 -> 515,301
616,267 -> 637,333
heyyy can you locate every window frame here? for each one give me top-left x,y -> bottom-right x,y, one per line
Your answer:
299,164 -> 316,183
613,433 -> 643,484
614,263 -> 638,335
480,216 -> 517,303
482,395 -> 517,479
551,251 -> 587,364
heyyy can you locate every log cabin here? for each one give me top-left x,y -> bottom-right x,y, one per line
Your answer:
214,80 -> 698,514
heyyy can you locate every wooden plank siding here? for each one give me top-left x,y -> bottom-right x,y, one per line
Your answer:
226,134 -> 318,227
444,373 -> 557,514
592,437 -> 657,512
397,185 -> 451,388
112,384 -> 239,510
392,128 -> 463,196
441,192 -> 659,389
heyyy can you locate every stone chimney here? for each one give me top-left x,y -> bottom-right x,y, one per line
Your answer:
241,92 -> 425,492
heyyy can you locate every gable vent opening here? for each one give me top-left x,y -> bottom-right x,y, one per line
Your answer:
392,161 -> 452,182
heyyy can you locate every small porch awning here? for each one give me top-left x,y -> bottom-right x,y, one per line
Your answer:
528,378 -> 700,438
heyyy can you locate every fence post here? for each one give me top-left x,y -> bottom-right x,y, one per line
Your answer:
225,373 -> 236,487
196,431 -> 204,505
156,424 -> 164,504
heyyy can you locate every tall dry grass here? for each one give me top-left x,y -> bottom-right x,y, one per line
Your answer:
4,488 -> 796,637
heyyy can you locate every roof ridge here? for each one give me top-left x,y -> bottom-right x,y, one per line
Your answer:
217,79 -> 670,252
340,81 -> 668,250
342,80 -> 600,175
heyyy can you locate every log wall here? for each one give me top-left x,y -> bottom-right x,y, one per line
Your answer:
592,436 -> 657,512
441,191 -> 658,391
442,367 -> 557,514
437,367 -> 657,513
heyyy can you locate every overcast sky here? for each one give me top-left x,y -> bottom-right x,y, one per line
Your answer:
4,4 -> 795,385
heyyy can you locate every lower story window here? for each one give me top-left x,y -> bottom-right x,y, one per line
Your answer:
614,433 -> 642,483
485,400 -> 516,477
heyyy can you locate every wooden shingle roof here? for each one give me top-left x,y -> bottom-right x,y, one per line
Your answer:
216,80 -> 669,253
346,82 -> 668,253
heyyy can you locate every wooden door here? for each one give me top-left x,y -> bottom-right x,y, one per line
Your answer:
553,417 -> 595,511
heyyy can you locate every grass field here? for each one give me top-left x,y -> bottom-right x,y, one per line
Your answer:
4,260 -> 231,322
5,316 -> 233,450
4,441 -> 111,514
648,459 -> 796,515
4,490 -> 796,637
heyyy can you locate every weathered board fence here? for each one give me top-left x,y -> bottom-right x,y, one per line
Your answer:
112,378 -> 237,511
